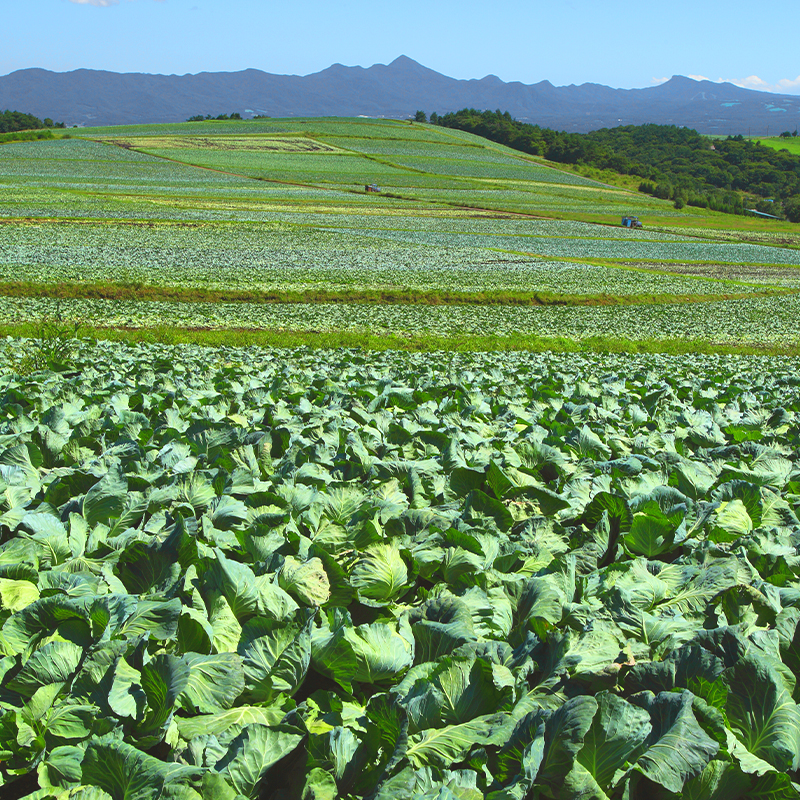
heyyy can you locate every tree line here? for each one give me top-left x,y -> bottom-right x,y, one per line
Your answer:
186,113 -> 243,121
0,110 -> 65,133
418,109 -> 800,222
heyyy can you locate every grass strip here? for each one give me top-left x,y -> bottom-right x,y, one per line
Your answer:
0,281 -> 788,307
2,322 -> 799,357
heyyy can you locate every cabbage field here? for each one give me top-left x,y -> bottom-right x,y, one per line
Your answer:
2,117 -> 800,798
1,342 -> 800,800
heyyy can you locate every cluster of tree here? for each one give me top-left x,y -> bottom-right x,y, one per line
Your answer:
0,110 -> 65,133
425,109 -> 800,221
186,112 -> 242,121
783,196 -> 800,222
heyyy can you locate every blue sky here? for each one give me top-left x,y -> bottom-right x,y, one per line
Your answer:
4,0 -> 799,94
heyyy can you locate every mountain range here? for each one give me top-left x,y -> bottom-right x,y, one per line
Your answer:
1,56 -> 799,134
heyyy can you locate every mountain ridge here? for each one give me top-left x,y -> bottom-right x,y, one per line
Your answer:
1,56 -> 798,134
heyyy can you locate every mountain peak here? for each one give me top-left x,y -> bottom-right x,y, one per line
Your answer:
651,75 -> 702,90
388,55 -> 423,69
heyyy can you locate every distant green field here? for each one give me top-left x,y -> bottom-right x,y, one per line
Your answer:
760,135 -> 800,155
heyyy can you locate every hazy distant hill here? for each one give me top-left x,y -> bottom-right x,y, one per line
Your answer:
1,56 -> 799,134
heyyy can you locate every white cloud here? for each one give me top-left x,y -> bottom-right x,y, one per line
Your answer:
774,75 -> 800,93
722,75 -> 770,90
651,77 -> 669,85
688,74 -> 711,82
714,74 -> 800,95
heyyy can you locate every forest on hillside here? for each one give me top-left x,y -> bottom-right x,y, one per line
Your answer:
0,110 -> 65,133
427,109 -> 800,222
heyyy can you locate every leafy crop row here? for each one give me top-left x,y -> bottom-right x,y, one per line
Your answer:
4,293 -> 799,346
343,227 -> 800,267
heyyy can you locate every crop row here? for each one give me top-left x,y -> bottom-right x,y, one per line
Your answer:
338,226 -> 800,266
4,294 -> 800,344
398,184 -> 702,216
0,221 -> 785,295
311,215 -> 695,241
